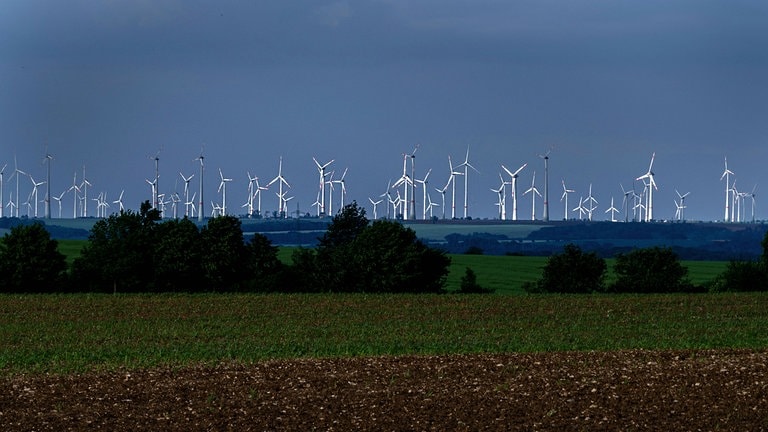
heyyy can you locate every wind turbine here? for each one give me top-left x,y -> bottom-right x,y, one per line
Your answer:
195,146 -> 205,222
573,196 -> 587,220
52,190 -> 66,218
253,178 -> 268,217
68,172 -> 80,219
561,179 -> 575,221
435,183 -> 448,220
313,157 -> 334,217
113,190 -> 125,213
268,156 -> 290,218
244,172 -> 258,217
605,197 -> 619,222
425,193 -> 438,219
675,190 -> 690,221
491,183 -> 504,220
392,152 -> 414,220
43,150 -> 53,219
538,148 -> 552,221
179,172 -> 195,217
145,178 -> 158,210
148,149 -> 161,209
380,180 -> 393,219
218,169 -> 233,216
620,184 -> 633,223
749,185 -> 757,223
5,193 -> 16,216
406,144 -> 419,220
585,184 -> 598,221
28,175 -> 46,218
636,152 -> 657,222
446,155 -> 463,219
522,171 -> 541,220
80,166 -> 91,217
368,197 -> 383,220
501,163 -> 527,221
414,168 -> 432,220
457,147 -> 479,219
720,157 -> 734,222
332,167 -> 348,210
186,192 -> 197,218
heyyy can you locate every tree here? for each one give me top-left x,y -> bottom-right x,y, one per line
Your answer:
317,201 -> 369,250
200,215 -> 247,291
244,233 -> 284,291
71,201 -> 160,292
153,217 -> 202,292
528,244 -> 607,294
611,246 -> 693,293
710,260 -> 768,292
458,267 -> 493,294
0,222 -> 67,293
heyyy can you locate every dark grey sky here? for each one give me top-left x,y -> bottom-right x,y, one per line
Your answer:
2,1 -> 767,221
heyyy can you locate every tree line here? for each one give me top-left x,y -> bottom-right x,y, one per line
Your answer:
0,201 -> 453,294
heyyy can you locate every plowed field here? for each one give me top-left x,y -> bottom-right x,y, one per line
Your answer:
3,349 -> 767,431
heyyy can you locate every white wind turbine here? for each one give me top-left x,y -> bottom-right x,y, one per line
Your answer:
186,192 -> 197,218
195,147 -> 205,222
585,184 -> 598,221
28,175 -> 46,218
748,185 -> 757,223
457,147 -> 479,219
435,183 -> 448,220
52,190 -> 67,218
80,166 -> 91,218
253,177 -> 268,217
380,180 -> 392,219
268,156 -> 290,217
244,171 -> 258,217
619,184 -> 633,223
218,168 -> 233,216
491,182 -> 504,220
406,144 -> 419,220
573,196 -> 586,220
501,163 -> 527,221
313,157 -> 334,216
414,168 -> 432,220
675,190 -> 690,221
636,152 -> 657,222
605,197 -> 619,222
113,190 -> 125,213
179,172 -> 195,217
368,197 -> 383,220
561,179 -> 575,221
721,157 -> 734,222
392,153 -> 414,220
69,172 -> 80,219
425,193 -> 438,219
145,178 -> 158,209
522,171 -> 541,221
332,167 -> 348,210
538,148 -> 552,221
446,155 -> 463,219
5,192 -> 16,216
43,150 -> 53,219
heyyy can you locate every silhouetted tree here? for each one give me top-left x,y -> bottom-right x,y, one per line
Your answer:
611,246 -> 694,293
244,233 -> 284,291
527,244 -> 607,293
200,215 -> 248,291
0,222 -> 67,293
458,267 -> 493,294
711,260 -> 768,292
153,217 -> 202,292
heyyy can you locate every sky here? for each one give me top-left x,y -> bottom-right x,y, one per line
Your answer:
1,0 -> 767,222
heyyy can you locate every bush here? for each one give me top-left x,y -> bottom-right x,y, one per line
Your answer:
710,260 -> 768,292
0,222 -> 68,293
458,267 -> 493,294
611,246 -> 696,293
527,244 -> 606,293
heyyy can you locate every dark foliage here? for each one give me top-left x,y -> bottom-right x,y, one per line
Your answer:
527,244 -> 607,294
244,233 -> 284,292
153,217 -> 203,292
458,267 -> 493,294
611,247 -> 696,293
71,202 -> 161,293
0,222 -> 68,293
292,203 -> 450,293
200,215 -> 248,291
710,260 -> 768,292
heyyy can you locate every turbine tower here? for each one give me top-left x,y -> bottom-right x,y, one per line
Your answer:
195,147 -> 205,222
44,149 -> 53,219
313,157 -> 334,216
635,152 -> 657,222
501,163 -> 527,221
561,179 -> 575,221
0,164 -> 6,218
457,146 -> 479,219
268,156 -> 290,218
149,150 -> 160,210
522,171 -> 541,221
406,144 -> 419,220
539,148 -> 552,221
675,190 -> 690,221
720,157 -> 734,222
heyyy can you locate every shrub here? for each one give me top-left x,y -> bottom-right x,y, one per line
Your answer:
0,222 -> 67,293
527,244 -> 606,293
458,267 -> 493,294
611,246 -> 696,293
710,260 -> 768,292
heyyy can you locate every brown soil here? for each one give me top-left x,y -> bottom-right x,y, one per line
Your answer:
2,350 -> 768,431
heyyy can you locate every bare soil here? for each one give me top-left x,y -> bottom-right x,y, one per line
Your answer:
2,349 -> 768,431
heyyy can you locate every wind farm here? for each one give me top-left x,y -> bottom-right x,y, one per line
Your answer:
0,145 -> 764,232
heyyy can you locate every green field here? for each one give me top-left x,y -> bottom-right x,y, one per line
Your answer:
1,292 -> 766,374
57,241 -> 729,294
